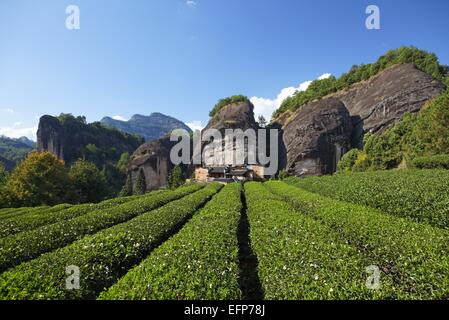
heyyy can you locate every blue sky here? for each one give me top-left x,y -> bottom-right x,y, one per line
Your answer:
1,0 -> 449,140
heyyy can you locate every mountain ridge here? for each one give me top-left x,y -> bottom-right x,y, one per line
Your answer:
100,112 -> 191,141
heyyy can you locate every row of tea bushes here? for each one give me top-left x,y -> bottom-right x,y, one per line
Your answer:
0,184 -> 204,272
101,183 -> 242,300
266,180 -> 449,299
244,182 -> 396,299
285,170 -> 449,228
0,183 -> 222,300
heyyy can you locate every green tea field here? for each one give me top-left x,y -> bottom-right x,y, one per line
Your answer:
0,170 -> 448,300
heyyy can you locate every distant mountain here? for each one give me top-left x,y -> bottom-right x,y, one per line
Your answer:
0,136 -> 35,170
0,155 -> 16,171
16,136 -> 36,148
100,113 -> 192,141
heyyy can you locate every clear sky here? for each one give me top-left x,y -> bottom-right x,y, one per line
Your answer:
1,0 -> 449,140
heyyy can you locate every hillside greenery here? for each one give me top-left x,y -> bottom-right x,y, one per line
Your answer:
0,136 -> 35,170
0,152 -> 116,208
209,95 -> 251,117
274,47 -> 449,119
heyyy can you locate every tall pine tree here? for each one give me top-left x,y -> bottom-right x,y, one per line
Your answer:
120,174 -> 133,197
134,169 -> 147,195
169,165 -> 184,189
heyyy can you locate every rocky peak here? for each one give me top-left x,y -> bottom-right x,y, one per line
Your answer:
204,100 -> 258,132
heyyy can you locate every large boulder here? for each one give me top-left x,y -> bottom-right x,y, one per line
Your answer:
282,98 -> 353,176
202,100 -> 259,167
276,63 -> 446,176
37,115 -> 65,160
204,100 -> 258,132
127,137 -> 173,190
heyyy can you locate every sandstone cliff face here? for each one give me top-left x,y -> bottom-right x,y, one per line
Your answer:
127,137 -> 173,190
282,98 -> 353,176
202,101 -> 259,167
37,115 -> 65,160
204,101 -> 258,132
278,63 -> 445,176
334,63 -> 445,146
37,115 -> 144,164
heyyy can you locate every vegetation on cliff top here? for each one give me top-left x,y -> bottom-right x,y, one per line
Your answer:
209,95 -> 251,117
273,47 -> 449,119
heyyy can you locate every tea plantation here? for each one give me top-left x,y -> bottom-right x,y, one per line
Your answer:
0,170 -> 448,300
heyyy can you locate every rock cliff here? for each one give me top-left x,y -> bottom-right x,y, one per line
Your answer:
281,98 -> 353,176
37,114 -> 144,165
276,63 -> 445,176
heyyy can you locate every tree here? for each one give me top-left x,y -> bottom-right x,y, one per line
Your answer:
0,164 -> 7,186
69,159 -> 106,203
209,95 -> 251,117
120,174 -> 133,197
0,164 -> 10,208
169,165 -> 184,189
6,151 -> 70,207
337,149 -> 361,172
101,164 -> 124,198
117,152 -> 130,174
278,169 -> 290,180
257,115 -> 267,128
134,168 -> 147,195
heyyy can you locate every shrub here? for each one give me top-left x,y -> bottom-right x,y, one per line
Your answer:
134,168 -> 146,195
209,95 -> 251,117
412,155 -> 449,169
278,169 -> 290,180
337,149 -> 360,172
0,183 -> 222,299
352,151 -> 370,172
100,183 -> 241,300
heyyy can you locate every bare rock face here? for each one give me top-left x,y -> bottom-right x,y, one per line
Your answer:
204,101 -> 258,132
334,63 -> 446,146
37,115 -> 65,160
37,115 -> 143,164
127,137 -> 173,190
278,63 -> 445,176
202,101 -> 259,167
282,98 -> 353,176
